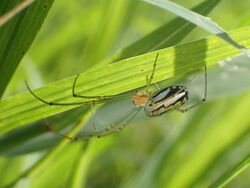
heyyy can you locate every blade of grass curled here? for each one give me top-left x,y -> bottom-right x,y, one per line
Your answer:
142,0 -> 246,50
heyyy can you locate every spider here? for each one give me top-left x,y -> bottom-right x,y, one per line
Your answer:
26,53 -> 207,141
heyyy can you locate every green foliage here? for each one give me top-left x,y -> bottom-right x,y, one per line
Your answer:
0,0 -> 54,97
0,0 -> 250,188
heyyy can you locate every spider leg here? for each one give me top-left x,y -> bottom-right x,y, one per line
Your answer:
44,107 -> 142,141
74,108 -> 142,140
154,83 -> 161,91
25,78 -> 120,106
177,65 -> 207,113
43,119 -> 76,141
145,53 -> 159,92
25,81 -> 90,106
72,73 -> 116,100
97,107 -> 142,138
89,101 -> 97,130
177,100 -> 204,113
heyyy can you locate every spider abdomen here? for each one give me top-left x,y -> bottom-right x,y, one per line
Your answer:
144,86 -> 188,117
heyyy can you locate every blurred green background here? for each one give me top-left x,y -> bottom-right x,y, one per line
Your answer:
0,0 -> 250,188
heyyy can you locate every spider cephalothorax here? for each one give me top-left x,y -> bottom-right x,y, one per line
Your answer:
132,90 -> 151,106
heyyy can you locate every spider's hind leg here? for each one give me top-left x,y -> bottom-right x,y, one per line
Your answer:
43,119 -> 77,141
177,65 -> 207,113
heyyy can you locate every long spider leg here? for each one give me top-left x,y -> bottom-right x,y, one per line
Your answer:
72,74 -> 108,99
154,83 -> 161,91
102,107 -> 140,132
89,101 -> 97,130
177,65 -> 207,113
43,119 -> 75,141
44,107 -> 142,141
109,107 -> 142,131
25,81 -> 92,106
26,80 -> 128,106
94,107 -> 142,138
63,107 -> 142,141
146,53 -> 159,92
72,73 -> 123,100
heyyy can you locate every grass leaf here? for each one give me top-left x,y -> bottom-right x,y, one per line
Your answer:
209,153 -> 250,188
100,0 -> 222,65
0,0 -> 54,97
0,26 -> 250,135
142,0 -> 246,50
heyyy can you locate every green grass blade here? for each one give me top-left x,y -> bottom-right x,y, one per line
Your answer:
0,26 -> 250,135
187,129 -> 250,188
142,0 -> 246,50
0,106 -> 86,156
208,154 -> 250,188
66,139 -> 114,188
0,156 -> 24,187
100,0 -> 221,65
122,118 -> 188,188
162,93 -> 250,188
0,0 -> 54,97
82,0 -> 134,68
1,114 -> 89,188
0,0 -> 34,27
